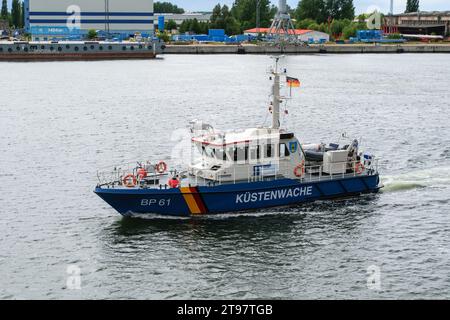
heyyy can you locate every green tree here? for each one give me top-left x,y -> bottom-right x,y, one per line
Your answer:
330,19 -> 346,35
1,0 -> 8,20
154,2 -> 184,14
190,18 -> 200,34
165,19 -> 177,31
295,0 -> 326,23
339,0 -> 355,20
210,4 -> 241,35
405,0 -> 419,13
307,22 -> 320,31
21,0 -> 24,28
342,23 -> 357,39
295,18 -> 316,29
325,0 -> 355,20
210,4 -> 223,28
231,0 -> 273,32
11,0 -> 21,28
179,19 -> 209,34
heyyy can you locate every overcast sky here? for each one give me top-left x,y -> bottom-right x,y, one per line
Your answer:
6,1 -> 449,15
162,0 -> 449,14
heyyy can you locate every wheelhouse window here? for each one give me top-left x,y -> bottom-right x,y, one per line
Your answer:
204,147 -> 215,158
216,148 -> 226,161
279,143 -> 290,158
265,144 -> 274,158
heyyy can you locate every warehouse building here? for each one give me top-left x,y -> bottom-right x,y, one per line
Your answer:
154,13 -> 212,28
383,11 -> 450,36
24,0 -> 154,40
244,28 -> 330,43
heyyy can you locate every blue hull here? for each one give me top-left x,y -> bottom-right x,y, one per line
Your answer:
95,174 -> 381,217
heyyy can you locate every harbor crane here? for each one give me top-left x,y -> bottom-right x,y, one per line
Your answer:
267,0 -> 299,44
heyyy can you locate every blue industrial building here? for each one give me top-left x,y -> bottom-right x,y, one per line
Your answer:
24,0 -> 154,41
172,29 -> 254,43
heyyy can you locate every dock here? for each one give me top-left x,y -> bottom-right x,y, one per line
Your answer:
163,43 -> 450,55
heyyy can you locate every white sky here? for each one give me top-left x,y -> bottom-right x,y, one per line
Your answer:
6,1 -> 449,15
169,1 -> 449,14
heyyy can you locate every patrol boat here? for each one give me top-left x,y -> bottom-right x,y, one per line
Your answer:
94,57 -> 382,217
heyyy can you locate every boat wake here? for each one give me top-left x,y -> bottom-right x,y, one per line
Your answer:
381,166 -> 450,192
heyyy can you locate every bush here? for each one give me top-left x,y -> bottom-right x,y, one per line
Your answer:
330,20 -> 350,36
307,22 -> 320,31
296,18 -> 316,29
342,24 -> 358,39
387,33 -> 402,39
157,31 -> 170,42
87,29 -> 97,39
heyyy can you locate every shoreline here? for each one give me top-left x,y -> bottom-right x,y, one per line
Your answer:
163,43 -> 450,54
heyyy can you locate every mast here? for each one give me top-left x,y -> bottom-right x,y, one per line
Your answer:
271,57 -> 281,129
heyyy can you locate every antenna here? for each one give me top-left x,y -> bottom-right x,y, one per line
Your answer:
390,0 -> 394,15
269,56 -> 284,129
256,0 -> 260,35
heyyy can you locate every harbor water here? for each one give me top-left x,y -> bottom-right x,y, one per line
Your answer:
0,54 -> 449,299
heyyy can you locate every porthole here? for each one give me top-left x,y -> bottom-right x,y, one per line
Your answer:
122,46 -> 126,51
58,47 -> 62,52
90,45 -> 95,50
74,46 -> 79,51
108,46 -> 112,50
16,47 -> 20,51
139,45 -> 142,49
66,45 -> 70,49
24,47 -> 29,52
99,46 -> 103,50
50,46 -> 54,51
41,45 -> 45,50
83,46 -> 87,51
8,48 -> 12,52
0,47 -> 3,52
130,46 -> 134,50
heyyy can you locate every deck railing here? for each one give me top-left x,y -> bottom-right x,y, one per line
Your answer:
214,158 -> 378,186
97,158 -> 379,189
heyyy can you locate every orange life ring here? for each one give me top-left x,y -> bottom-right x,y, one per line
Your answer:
155,161 -> 167,174
122,174 -> 137,188
137,168 -> 147,180
294,162 -> 305,178
355,162 -> 365,174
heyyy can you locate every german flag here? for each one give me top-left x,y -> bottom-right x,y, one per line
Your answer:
286,76 -> 300,88
180,187 -> 208,215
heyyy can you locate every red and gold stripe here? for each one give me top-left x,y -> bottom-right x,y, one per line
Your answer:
180,187 -> 207,215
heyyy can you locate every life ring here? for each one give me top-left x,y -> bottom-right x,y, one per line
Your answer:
294,162 -> 305,178
137,168 -> 147,180
355,162 -> 365,174
122,174 -> 137,188
168,177 -> 180,188
155,161 -> 167,174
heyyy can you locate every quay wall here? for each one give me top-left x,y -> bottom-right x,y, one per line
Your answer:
164,44 -> 450,55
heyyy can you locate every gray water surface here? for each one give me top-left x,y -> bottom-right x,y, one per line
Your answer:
0,54 -> 449,299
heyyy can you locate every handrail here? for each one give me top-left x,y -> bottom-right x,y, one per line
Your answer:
97,158 -> 379,189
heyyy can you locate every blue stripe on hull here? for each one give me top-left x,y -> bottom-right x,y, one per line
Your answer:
94,175 -> 381,217
29,19 -> 153,24
29,12 -> 154,17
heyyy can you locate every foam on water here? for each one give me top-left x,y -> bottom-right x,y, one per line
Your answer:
381,166 -> 450,192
